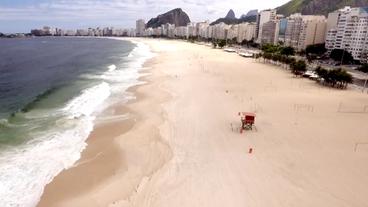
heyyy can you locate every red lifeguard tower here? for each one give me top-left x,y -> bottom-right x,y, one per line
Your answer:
238,112 -> 256,133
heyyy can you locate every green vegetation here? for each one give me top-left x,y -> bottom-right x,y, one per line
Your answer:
315,67 -> 353,89
261,44 -> 295,56
277,0 -> 368,17
211,39 -> 227,48
258,42 -> 353,90
241,39 -> 259,48
187,36 -> 197,43
280,46 -> 296,56
330,49 -> 355,64
277,0 -> 308,17
212,40 -> 218,48
306,44 -> 326,56
357,64 -> 368,73
290,60 -> 307,76
260,52 -> 298,71
227,38 -> 238,46
261,44 -> 282,53
218,40 -> 227,48
305,44 -> 326,62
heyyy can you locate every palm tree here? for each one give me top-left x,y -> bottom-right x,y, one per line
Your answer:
287,57 -> 296,70
291,60 -> 307,77
315,67 -> 352,89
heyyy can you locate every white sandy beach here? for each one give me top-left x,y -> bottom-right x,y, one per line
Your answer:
38,39 -> 368,207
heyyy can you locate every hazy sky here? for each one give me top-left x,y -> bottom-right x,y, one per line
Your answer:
0,0 -> 290,33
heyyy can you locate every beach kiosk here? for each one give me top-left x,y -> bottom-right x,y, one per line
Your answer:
239,112 -> 256,133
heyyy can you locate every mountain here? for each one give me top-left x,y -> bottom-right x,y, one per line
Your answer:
146,8 -> 191,28
277,0 -> 368,17
210,9 -> 257,26
225,9 -> 236,19
240,9 -> 258,19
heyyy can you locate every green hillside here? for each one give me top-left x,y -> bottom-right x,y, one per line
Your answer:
277,0 -> 368,16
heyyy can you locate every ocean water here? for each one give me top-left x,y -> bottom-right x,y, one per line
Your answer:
0,37 -> 153,207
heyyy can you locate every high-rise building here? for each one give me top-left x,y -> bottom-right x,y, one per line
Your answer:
227,24 -> 239,41
278,18 -> 288,43
284,14 -> 327,51
284,14 -> 304,48
256,9 -> 277,42
237,23 -> 257,43
187,22 -> 197,38
325,7 -> 368,63
298,16 -> 327,50
212,22 -> 230,40
196,21 -> 210,39
260,20 -> 280,44
174,26 -> 187,38
136,19 -> 146,37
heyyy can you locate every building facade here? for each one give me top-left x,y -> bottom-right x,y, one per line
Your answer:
284,13 -> 327,51
256,9 -> 277,43
237,23 -> 257,43
325,7 -> 368,63
260,20 -> 280,44
136,19 -> 146,37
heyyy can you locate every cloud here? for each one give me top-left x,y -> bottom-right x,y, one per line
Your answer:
0,0 -> 290,32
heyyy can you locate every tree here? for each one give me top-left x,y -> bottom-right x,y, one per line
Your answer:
306,54 -> 318,63
306,44 -> 327,56
218,39 -> 227,48
250,41 -> 259,48
230,37 -> 237,45
357,64 -> 368,73
255,53 -> 262,61
291,60 -> 307,76
212,40 -> 218,48
280,46 -> 295,56
339,69 -> 353,87
315,67 -> 328,79
288,57 -> 296,67
241,39 -> 248,46
263,53 -> 273,63
330,49 -> 354,64
315,67 -> 352,89
298,49 -> 306,56
261,44 -> 281,53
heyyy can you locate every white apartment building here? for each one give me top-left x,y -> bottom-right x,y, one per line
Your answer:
206,26 -> 214,39
159,23 -> 175,38
256,9 -> 277,43
144,28 -> 153,36
237,23 -> 257,43
187,22 -> 197,38
227,24 -> 239,41
212,22 -> 230,40
196,21 -> 210,39
153,27 -> 162,36
174,26 -> 188,38
65,30 -> 76,36
325,7 -> 368,63
260,20 -> 280,44
285,13 -> 327,51
167,24 -> 175,38
76,29 -> 88,36
136,19 -> 145,37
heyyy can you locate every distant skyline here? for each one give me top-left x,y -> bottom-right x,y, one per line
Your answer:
0,0 -> 290,33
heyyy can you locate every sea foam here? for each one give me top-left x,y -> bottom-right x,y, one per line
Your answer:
0,39 -> 154,207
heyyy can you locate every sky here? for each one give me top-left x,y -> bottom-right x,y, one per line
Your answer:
0,0 -> 290,33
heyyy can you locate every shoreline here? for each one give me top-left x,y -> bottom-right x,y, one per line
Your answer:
39,39 -> 368,207
38,41 -> 173,206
